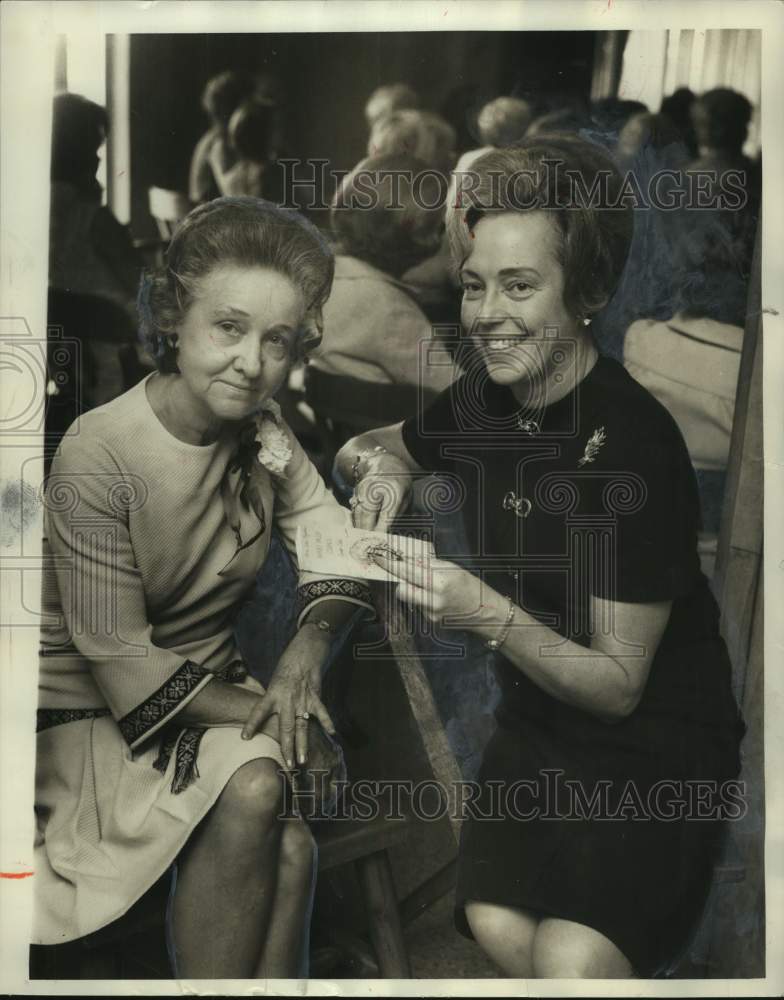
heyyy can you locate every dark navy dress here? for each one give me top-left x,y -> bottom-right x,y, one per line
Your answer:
401,354 -> 744,975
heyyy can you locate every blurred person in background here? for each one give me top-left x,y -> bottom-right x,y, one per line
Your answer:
189,70 -> 252,203
659,87 -> 698,158
687,87 -> 760,275
452,95 -> 533,179
48,93 -> 147,419
689,87 -> 756,177
364,82 -> 420,129
210,98 -> 286,203
367,109 -> 459,323
307,152 -> 457,440
367,108 -> 457,177
624,205 -> 748,580
591,112 -> 691,362
50,92 -> 142,316
589,97 -> 649,147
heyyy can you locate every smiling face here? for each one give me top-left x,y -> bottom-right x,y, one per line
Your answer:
459,211 -> 588,403
173,264 -> 305,430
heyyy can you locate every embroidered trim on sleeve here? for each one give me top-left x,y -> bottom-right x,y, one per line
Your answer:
118,661 -> 211,750
295,578 -> 375,626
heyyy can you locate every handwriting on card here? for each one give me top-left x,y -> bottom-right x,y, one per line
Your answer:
296,524 -> 431,581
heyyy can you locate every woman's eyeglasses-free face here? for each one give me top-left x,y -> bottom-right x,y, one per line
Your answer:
173,264 -> 306,425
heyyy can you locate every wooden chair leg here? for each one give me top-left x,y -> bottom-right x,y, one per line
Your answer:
354,849 -> 411,978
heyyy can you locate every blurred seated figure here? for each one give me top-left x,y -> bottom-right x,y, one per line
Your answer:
616,111 -> 689,169
659,87 -> 698,157
364,82 -> 420,129
49,93 -> 142,320
589,98 -> 648,147
368,109 -> 456,177
45,289 -> 148,467
526,92 -> 594,139
623,207 -> 748,580
366,110 -> 458,324
188,70 -> 252,203
689,87 -> 756,177
307,153 -> 458,461
592,113 -> 691,361
687,87 -> 760,276
451,96 -> 533,186
210,99 -> 285,202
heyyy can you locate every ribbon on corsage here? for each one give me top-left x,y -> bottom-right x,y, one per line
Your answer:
218,400 -> 293,576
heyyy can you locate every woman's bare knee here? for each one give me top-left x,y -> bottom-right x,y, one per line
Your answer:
532,918 -> 634,979
278,818 -> 317,873
213,758 -> 287,835
465,900 -> 537,977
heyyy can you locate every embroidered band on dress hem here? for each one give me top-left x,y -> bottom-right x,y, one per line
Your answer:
36,707 -> 111,733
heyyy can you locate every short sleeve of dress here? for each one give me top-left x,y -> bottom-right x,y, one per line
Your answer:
401,376 -> 465,475
591,407 -> 703,604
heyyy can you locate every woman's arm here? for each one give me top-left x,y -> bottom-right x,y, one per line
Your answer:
335,421 -> 422,532
370,546 -> 672,722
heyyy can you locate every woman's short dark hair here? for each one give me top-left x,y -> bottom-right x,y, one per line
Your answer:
446,134 -> 634,319
138,197 -> 334,372
331,153 -> 445,276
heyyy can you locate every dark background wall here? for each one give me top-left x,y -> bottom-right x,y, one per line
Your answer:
128,30 -> 595,239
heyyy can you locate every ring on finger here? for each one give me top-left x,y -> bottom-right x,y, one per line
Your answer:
295,711 -> 310,721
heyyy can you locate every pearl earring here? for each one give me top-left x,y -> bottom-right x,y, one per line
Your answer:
581,316 -> 592,327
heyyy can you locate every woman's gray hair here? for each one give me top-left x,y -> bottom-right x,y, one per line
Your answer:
138,197 -> 334,372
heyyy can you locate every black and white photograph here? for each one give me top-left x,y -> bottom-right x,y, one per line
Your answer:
0,1 -> 782,994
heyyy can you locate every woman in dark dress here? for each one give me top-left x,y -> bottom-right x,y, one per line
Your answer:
334,136 -> 745,978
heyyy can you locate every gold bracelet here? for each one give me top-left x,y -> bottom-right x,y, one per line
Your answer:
485,597 -> 515,651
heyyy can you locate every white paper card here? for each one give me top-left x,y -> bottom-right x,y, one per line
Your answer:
295,524 -> 432,581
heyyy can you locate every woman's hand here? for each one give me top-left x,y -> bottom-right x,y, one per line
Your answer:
241,627 -> 336,768
369,543 -> 493,627
351,455 -> 414,533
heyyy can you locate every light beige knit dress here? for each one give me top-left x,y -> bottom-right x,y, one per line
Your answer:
34,375 -> 372,945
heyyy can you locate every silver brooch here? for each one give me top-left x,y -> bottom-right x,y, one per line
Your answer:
502,491 -> 532,518
578,426 -> 607,467
517,417 -> 540,434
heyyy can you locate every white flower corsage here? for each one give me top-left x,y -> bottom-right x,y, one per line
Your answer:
254,400 -> 292,477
